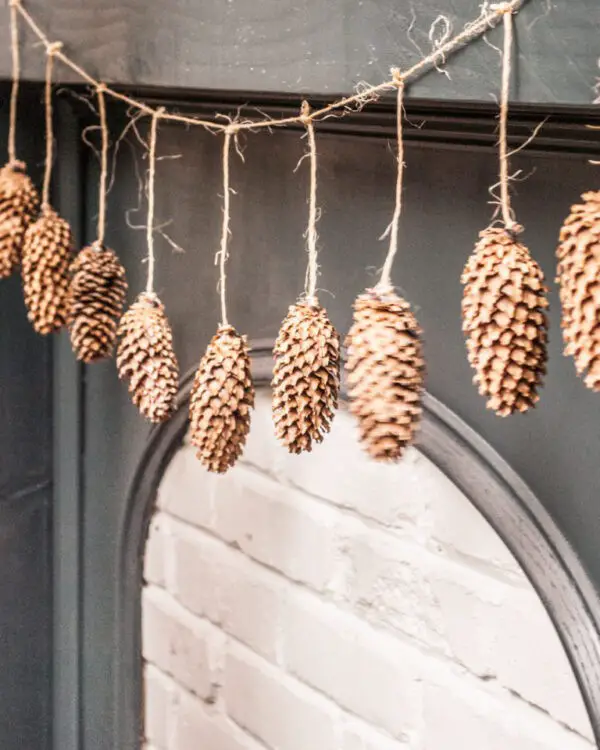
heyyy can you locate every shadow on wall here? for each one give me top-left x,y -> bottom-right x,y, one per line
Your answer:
142,391 -> 594,750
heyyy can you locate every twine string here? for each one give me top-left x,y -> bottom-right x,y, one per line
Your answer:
497,6 -> 516,229
8,0 -> 20,164
96,83 -> 109,247
145,108 -> 163,294
41,42 -> 63,208
377,71 -> 405,293
13,0 -> 526,134
217,128 -> 234,327
301,102 -> 319,303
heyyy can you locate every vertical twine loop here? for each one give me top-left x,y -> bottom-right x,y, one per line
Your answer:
376,69 -> 405,293
145,107 -> 163,294
301,101 -> 319,305
216,127 -> 236,327
95,83 -> 108,248
8,0 -> 21,165
497,8 -> 516,230
41,41 -> 63,208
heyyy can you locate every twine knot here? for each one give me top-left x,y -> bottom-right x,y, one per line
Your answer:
300,100 -> 312,126
505,221 -> 524,239
391,68 -> 404,87
96,82 -> 107,94
46,41 -> 63,56
225,122 -> 240,136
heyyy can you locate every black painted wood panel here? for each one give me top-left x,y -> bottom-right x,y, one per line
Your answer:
0,94 -> 52,750
0,0 -> 598,106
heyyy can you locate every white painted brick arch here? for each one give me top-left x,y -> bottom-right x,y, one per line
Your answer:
142,391 -> 594,750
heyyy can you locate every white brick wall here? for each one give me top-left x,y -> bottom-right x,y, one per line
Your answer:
143,391 -> 594,750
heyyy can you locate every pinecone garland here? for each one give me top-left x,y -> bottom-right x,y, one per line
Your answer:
345,289 -> 424,462
272,301 -> 340,453
22,205 -> 73,334
68,244 -> 128,362
556,191 -> 600,390
461,226 -> 548,416
0,161 -> 40,278
116,292 -> 179,423
189,326 -> 255,474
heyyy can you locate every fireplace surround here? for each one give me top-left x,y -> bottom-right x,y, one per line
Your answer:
0,3 -> 599,744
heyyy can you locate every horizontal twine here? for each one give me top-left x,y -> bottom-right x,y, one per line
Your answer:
13,0 -> 528,135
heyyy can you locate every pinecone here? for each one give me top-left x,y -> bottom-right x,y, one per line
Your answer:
68,244 -> 128,362
21,205 -> 73,334
556,191 -> 600,390
116,292 -> 179,423
461,226 -> 548,416
189,325 -> 255,474
272,301 -> 340,453
0,161 -> 40,278
345,289 -> 424,462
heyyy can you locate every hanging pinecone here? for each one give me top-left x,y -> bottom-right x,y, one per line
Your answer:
461,225 -> 548,416
0,161 -> 40,279
189,325 -> 255,474
21,204 -> 73,334
272,301 -> 340,453
345,289 -> 424,462
556,191 -> 600,391
68,244 -> 128,363
116,292 -> 179,423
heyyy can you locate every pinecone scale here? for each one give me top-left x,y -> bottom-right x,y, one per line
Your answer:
0,161 -> 39,279
345,289 -> 424,461
189,325 -> 255,474
556,191 -> 600,390
116,292 -> 179,422
21,205 -> 73,334
69,244 -> 128,362
462,226 -> 548,415
272,301 -> 340,453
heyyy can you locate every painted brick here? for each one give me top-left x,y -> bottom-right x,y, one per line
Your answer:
144,515 -> 168,588
213,464 -> 339,592
282,586 -> 422,742
174,687 -> 266,750
430,562 -> 593,738
157,444 -> 215,530
341,718 -> 410,750
144,664 -> 178,749
424,681 -> 592,750
272,405 -> 432,529
238,390 -> 282,475
337,519 -> 448,653
171,521 -> 283,661
144,393 -> 596,750
429,482 -> 521,576
223,643 -> 338,750
142,586 -> 224,701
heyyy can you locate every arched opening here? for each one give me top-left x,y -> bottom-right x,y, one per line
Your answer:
116,345 -> 600,748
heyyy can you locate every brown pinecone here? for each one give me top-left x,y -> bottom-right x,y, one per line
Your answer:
556,191 -> 600,390
0,161 -> 40,278
272,301 -> 340,453
116,292 -> 179,423
345,289 -> 424,462
21,205 -> 73,334
462,226 -> 548,416
189,325 -> 255,474
68,244 -> 128,362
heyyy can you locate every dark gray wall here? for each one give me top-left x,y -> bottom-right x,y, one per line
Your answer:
0,99 -> 52,750
0,0 -> 598,106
